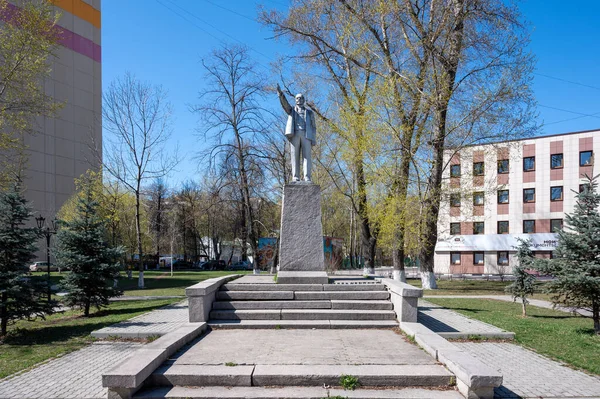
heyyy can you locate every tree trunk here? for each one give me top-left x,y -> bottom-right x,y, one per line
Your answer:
135,188 -> 144,289
356,158 -> 376,275
593,301 -> 599,335
521,299 -> 527,317
84,299 -> 90,317
1,292 -> 7,336
392,249 -> 406,282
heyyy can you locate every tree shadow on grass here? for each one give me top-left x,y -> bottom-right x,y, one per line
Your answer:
530,314 -> 577,320
574,327 -> 597,336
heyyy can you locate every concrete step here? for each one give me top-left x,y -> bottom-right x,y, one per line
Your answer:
324,283 -> 386,291
209,309 -> 396,321
135,386 -> 463,399
216,291 -> 293,301
221,283 -> 323,291
149,364 -> 452,388
207,320 -> 398,329
295,291 -> 390,300
212,300 -> 332,310
331,300 -> 393,310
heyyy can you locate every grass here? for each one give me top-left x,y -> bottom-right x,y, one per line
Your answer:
408,278 -> 553,300
425,297 -> 600,375
29,270 -> 249,297
0,298 -> 179,379
339,374 -> 360,390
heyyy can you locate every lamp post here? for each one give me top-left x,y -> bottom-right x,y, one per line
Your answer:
36,215 -> 57,303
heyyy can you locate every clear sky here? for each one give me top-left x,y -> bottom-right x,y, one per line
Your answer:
101,0 -> 600,186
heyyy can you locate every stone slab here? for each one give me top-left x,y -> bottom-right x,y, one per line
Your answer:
329,320 -> 398,329
208,320 -> 331,329
280,309 -> 396,321
325,283 -> 385,291
134,386 -> 465,399
185,275 -> 240,296
212,300 -> 332,310
295,291 -> 389,300
276,271 -> 329,284
151,364 -> 254,387
379,278 -> 423,298
210,310 -> 281,320
222,283 -> 323,291
278,183 -> 325,272
331,300 -> 392,310
252,364 -> 453,387
216,291 -> 294,300
437,349 -> 502,389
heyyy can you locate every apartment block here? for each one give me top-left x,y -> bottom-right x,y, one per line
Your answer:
435,129 -> 598,275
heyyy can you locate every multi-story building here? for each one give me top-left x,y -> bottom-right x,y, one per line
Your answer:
5,0 -> 102,218
435,129 -> 598,275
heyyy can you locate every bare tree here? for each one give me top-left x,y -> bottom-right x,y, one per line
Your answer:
100,73 -> 178,288
146,179 -> 168,266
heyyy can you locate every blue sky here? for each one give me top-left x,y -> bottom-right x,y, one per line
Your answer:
102,0 -> 600,186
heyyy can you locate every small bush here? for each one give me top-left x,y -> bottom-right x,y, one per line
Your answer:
339,374 -> 360,390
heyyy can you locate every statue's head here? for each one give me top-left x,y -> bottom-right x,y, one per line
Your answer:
295,93 -> 305,107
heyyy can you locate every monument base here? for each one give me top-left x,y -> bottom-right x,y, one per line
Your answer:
277,271 -> 329,285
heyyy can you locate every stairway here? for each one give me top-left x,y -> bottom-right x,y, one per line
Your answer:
208,280 -> 399,329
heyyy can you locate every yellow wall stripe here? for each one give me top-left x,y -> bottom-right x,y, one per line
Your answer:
50,0 -> 100,29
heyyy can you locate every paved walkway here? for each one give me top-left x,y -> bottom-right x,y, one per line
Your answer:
0,342 -> 141,399
424,295 -> 592,317
90,300 -> 189,338
457,342 -> 600,398
418,299 -> 515,339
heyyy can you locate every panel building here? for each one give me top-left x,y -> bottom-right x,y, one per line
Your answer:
6,0 -> 102,218
434,129 -> 598,275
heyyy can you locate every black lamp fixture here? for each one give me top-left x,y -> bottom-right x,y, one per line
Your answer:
36,215 -> 58,303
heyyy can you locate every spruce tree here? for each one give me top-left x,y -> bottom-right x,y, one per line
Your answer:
535,175 -> 600,334
55,180 -> 124,316
506,239 -> 537,317
0,183 -> 50,336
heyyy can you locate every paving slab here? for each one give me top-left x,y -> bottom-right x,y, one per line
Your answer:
232,275 -> 276,284
418,299 -> 514,339
169,329 -> 435,366
457,342 -> 600,398
92,301 -> 189,338
0,342 -> 141,399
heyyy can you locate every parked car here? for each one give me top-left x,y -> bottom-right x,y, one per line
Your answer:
200,260 -> 227,271
227,261 -> 253,271
29,261 -> 58,272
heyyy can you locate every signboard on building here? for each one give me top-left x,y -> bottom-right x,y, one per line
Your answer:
435,233 -> 559,252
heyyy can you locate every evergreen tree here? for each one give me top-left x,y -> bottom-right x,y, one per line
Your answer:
506,239 -> 537,317
535,175 -> 600,334
0,183 -> 50,336
55,180 -> 124,316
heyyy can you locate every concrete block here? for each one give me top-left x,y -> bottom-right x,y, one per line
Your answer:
280,309 -> 396,320
151,364 -> 254,387
186,275 -> 240,296
457,379 -> 495,399
216,291 -> 294,300
209,310 -> 281,320
437,349 -> 502,389
390,295 -> 419,323
144,323 -> 207,357
212,301 -> 331,310
103,349 -> 167,388
380,278 -> 423,298
252,364 -> 452,387
222,283 -> 323,291
295,291 -> 389,300
414,331 -> 458,360
278,183 -> 325,271
324,284 -> 385,291
277,271 -> 329,284
331,300 -> 392,310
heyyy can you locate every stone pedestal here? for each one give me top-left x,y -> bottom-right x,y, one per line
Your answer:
278,182 -> 328,284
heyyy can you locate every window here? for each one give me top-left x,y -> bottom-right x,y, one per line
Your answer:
450,193 -> 461,207
450,164 -> 461,177
580,150 -> 593,166
473,162 -> 485,176
523,156 -> 535,171
450,223 -> 461,235
497,159 -> 509,174
550,186 -> 563,201
551,219 -> 563,232
497,190 -> 509,204
474,252 -> 484,265
551,153 -> 563,169
523,220 -> 535,233
498,251 -> 509,265
473,192 -> 485,206
451,253 -> 461,265
580,183 -> 590,193
523,188 -> 535,203
497,221 -> 509,234
473,222 -> 484,235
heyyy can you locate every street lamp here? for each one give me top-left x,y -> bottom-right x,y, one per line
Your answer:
36,215 -> 58,303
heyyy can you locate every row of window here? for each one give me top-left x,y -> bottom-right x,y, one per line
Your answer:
450,252 -> 509,266
449,184 -> 590,207
449,151 -> 593,177
450,219 -> 563,235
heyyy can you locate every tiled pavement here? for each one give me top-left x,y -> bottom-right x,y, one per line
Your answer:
0,342 -> 141,399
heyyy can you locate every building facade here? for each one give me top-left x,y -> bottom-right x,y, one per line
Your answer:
435,129 -> 598,275
6,0 -> 102,218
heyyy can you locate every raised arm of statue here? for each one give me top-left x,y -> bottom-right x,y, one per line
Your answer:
276,83 -> 293,115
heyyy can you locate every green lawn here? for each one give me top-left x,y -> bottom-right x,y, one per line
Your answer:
408,278 -> 552,300
425,297 -> 600,375
0,298 -> 179,379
